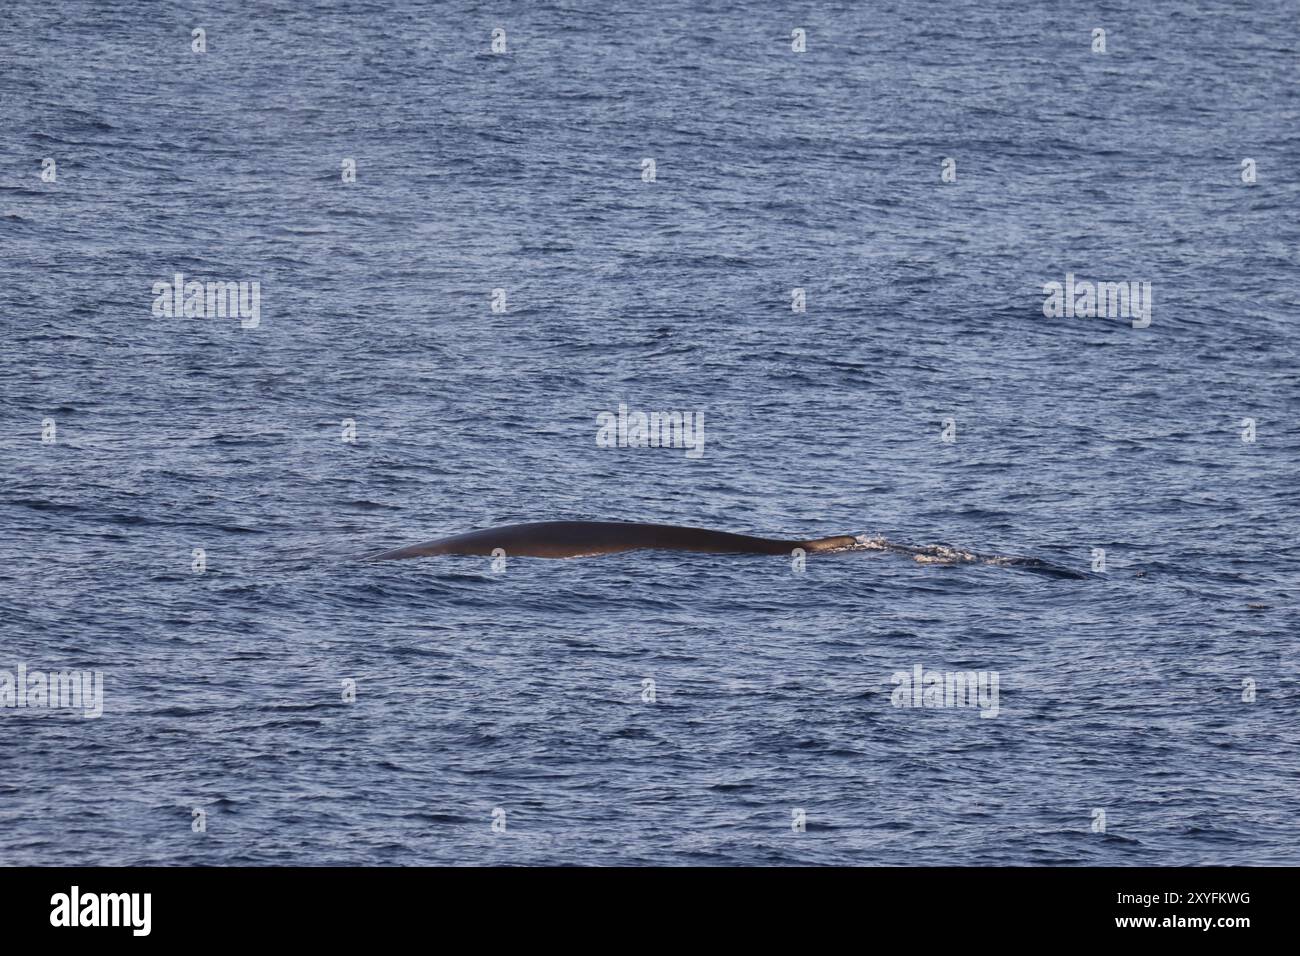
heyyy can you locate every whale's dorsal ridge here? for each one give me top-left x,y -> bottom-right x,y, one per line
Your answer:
366,520 -> 833,560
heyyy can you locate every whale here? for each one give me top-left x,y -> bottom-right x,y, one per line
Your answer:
362,520 -> 1089,577
364,520 -> 858,560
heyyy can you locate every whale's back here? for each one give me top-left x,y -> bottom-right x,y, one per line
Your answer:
366,520 -> 818,559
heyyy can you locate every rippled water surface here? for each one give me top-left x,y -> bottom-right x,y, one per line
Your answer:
2,1 -> 1298,865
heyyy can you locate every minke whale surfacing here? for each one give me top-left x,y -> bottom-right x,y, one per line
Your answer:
363,520 -> 1087,577
365,520 -> 858,560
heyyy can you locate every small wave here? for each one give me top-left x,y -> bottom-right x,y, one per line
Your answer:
852,535 -> 1088,579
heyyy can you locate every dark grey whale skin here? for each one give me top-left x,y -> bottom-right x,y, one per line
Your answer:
365,521 -> 858,560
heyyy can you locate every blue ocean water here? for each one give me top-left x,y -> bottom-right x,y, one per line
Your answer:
2,1 -> 1298,865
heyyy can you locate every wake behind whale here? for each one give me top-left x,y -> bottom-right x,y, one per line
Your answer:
364,520 -> 1087,578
